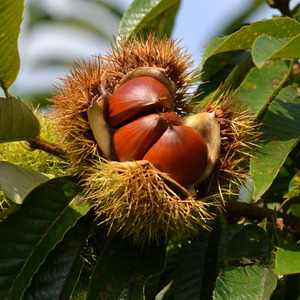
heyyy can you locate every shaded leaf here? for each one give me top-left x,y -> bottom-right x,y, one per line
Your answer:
87,235 -> 166,299
224,225 -> 270,265
0,177 -> 90,300
237,59 -> 291,118
23,215 -> 91,299
252,34 -> 300,68
0,0 -> 24,90
250,86 -> 300,201
118,0 -> 180,38
275,244 -> 300,275
0,97 -> 40,143
0,161 -> 51,204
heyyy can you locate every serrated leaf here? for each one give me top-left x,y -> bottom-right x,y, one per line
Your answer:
0,97 -> 40,143
252,34 -> 300,68
87,235 -> 166,300
275,244 -> 300,275
0,0 -> 24,90
0,177 -> 90,300
213,264 -> 277,300
237,59 -> 291,118
202,17 -> 300,65
23,215 -> 91,300
118,0 -> 180,38
250,86 -> 300,201
0,161 -> 51,204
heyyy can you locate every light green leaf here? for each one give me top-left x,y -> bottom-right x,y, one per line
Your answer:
118,0 -> 180,38
202,17 -> 300,63
0,177 -> 90,300
213,264 -> 277,300
23,215 -> 91,299
0,0 -> 24,91
0,97 -> 40,143
237,59 -> 291,118
250,86 -> 300,201
0,161 -> 51,204
252,34 -> 300,68
275,244 -> 300,275
87,235 -> 166,299
283,170 -> 300,199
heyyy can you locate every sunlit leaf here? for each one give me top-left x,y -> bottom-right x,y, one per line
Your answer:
275,244 -> 300,275
0,177 -> 90,300
237,59 -> 291,118
250,86 -> 300,201
0,161 -> 51,204
118,0 -> 180,38
0,0 -> 24,90
0,97 -> 40,143
252,34 -> 300,68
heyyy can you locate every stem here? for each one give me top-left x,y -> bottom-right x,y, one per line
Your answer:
0,78 -> 10,98
225,200 -> 300,237
25,140 -> 66,159
266,0 -> 293,17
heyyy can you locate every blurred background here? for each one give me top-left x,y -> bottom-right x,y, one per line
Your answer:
8,0 -> 299,105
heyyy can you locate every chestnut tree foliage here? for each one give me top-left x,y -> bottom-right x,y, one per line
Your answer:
0,0 -> 300,299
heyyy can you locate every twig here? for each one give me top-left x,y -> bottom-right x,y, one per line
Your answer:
225,200 -> 300,237
266,0 -> 293,17
0,78 -> 10,98
25,140 -> 66,159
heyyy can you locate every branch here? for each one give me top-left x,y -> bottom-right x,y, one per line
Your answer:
225,200 -> 300,237
0,78 -> 10,98
24,140 -> 66,159
266,0 -> 293,17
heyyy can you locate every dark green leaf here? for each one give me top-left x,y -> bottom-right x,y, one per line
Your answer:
23,215 -> 91,299
118,0 -> 180,38
0,177 -> 90,300
224,225 -> 270,265
237,59 -> 291,118
275,244 -> 300,275
0,0 -> 24,90
250,86 -> 300,201
0,161 -> 51,204
87,235 -> 166,299
284,170 -> 300,199
0,97 -> 40,143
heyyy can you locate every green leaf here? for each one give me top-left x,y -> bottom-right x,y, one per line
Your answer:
275,244 -> 300,275
0,97 -> 40,143
0,161 -> 51,204
224,225 -> 270,265
118,0 -> 180,38
87,235 -> 166,299
214,225 -> 277,300
250,86 -> 300,201
23,215 -> 91,299
284,170 -> 300,199
0,0 -> 24,91
237,59 -> 291,118
202,17 -> 300,65
0,177 -> 90,300
252,34 -> 300,68
213,264 -> 277,300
